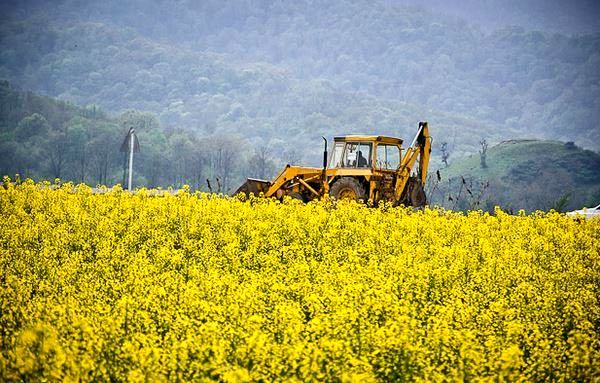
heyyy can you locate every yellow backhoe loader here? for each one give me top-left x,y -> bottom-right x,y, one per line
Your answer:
234,122 -> 432,206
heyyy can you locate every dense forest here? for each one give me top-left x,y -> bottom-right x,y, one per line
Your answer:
1,1 -> 599,150
0,0 -> 599,208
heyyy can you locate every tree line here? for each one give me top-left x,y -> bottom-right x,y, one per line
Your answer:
0,81 -> 277,191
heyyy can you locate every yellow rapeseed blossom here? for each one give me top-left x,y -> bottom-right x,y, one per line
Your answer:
0,178 -> 598,382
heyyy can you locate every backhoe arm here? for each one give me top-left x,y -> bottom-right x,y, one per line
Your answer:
394,122 -> 432,201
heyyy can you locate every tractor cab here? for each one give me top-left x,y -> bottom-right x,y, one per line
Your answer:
328,135 -> 403,171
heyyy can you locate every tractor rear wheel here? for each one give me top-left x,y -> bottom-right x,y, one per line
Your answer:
399,177 -> 426,207
330,177 -> 367,202
409,180 -> 426,207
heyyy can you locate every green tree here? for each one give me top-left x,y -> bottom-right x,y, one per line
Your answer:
15,113 -> 49,140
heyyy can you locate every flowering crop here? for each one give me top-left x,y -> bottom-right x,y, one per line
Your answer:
1,179 -> 599,382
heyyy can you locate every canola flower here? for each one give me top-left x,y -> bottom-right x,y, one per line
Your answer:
0,178 -> 598,382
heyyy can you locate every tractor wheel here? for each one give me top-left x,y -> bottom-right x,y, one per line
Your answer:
405,178 -> 426,207
410,181 -> 426,207
330,177 -> 367,202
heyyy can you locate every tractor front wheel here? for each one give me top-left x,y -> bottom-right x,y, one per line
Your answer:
330,177 -> 367,202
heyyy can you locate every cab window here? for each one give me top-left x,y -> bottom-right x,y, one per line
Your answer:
342,142 -> 372,168
376,144 -> 400,169
329,142 -> 345,168
329,142 -> 372,168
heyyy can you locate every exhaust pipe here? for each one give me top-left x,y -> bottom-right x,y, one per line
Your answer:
322,136 -> 328,169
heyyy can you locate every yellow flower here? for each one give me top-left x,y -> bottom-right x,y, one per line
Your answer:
0,182 -> 598,381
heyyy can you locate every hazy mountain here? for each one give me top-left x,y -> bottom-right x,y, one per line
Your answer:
2,1 -> 599,149
400,0 -> 600,35
0,0 -> 598,202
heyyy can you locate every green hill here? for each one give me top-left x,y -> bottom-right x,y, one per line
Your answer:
429,140 -> 600,212
0,81 -> 241,190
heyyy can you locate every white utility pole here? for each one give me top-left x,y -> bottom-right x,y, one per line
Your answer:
128,128 -> 135,191
121,127 -> 139,191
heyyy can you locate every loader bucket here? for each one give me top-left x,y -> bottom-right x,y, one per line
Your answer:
233,178 -> 271,197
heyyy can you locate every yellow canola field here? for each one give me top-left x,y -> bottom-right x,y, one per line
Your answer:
0,180 -> 599,382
